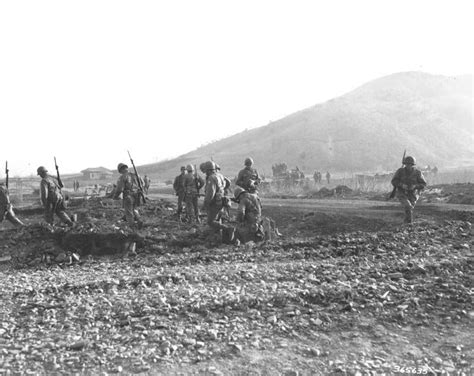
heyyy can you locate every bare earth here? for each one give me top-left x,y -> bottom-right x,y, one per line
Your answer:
0,193 -> 472,375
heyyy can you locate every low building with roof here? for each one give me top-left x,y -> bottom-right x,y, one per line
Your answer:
80,167 -> 114,180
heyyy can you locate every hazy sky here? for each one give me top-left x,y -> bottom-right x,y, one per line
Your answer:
1,0 -> 472,176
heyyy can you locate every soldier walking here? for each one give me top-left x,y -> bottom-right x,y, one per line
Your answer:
0,183 -> 24,227
182,164 -> 205,223
173,166 -> 186,216
236,157 -> 260,193
391,156 -> 427,224
113,163 -> 143,229
37,166 -> 73,226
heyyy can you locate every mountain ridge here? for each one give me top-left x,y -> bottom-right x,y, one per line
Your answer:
138,71 -> 473,180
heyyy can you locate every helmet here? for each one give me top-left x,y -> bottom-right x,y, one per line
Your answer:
200,161 -> 216,172
37,166 -> 48,175
180,166 -> 186,171
244,157 -> 254,166
186,164 -> 194,172
117,163 -> 128,172
404,156 -> 416,165
234,186 -> 246,200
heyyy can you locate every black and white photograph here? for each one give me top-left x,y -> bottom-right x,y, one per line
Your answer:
0,0 -> 472,375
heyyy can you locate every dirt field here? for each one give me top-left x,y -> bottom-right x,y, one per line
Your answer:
0,191 -> 473,375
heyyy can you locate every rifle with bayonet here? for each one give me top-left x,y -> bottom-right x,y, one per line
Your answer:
389,150 -> 406,199
127,151 -> 147,205
54,157 -> 64,189
5,161 -> 9,189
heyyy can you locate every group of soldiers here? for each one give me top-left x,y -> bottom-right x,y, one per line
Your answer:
172,157 -> 264,244
0,154 -> 427,243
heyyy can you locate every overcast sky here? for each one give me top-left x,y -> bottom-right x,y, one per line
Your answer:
1,0 -> 472,176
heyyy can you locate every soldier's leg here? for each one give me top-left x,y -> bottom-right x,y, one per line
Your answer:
6,209 -> 25,227
44,206 -> 54,224
55,200 -> 73,226
177,193 -> 184,215
192,195 -> 200,222
185,195 -> 194,222
398,196 -> 414,223
123,196 -> 136,227
207,205 -> 226,231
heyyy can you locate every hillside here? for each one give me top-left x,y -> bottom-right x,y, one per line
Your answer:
139,72 -> 473,180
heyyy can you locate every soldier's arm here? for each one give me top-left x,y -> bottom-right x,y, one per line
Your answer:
40,180 -> 48,206
198,176 -> 205,190
204,178 -> 216,207
113,177 -> 123,199
390,169 -> 402,187
235,171 -> 244,187
416,171 -> 427,189
173,176 -> 179,192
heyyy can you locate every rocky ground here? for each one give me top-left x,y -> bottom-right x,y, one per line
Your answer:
0,191 -> 473,375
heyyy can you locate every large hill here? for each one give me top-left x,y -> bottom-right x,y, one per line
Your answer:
139,72 -> 473,180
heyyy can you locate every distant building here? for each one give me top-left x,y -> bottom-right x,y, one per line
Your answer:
80,167 -> 114,180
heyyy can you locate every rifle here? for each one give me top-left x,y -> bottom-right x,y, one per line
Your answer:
194,164 -> 202,196
389,150 -> 406,199
54,157 -> 64,189
5,161 -> 9,189
127,151 -> 147,205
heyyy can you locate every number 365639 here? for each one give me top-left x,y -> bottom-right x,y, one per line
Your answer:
393,366 -> 428,374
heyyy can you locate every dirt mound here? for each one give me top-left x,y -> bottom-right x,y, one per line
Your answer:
421,183 -> 474,205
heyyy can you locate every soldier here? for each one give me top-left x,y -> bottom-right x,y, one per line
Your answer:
113,163 -> 143,229
0,182 -> 24,227
326,171 -> 331,184
201,161 -> 233,240
173,166 -> 186,216
391,156 -> 427,224
37,166 -> 73,226
236,157 -> 260,193
232,186 -> 265,243
182,164 -> 205,223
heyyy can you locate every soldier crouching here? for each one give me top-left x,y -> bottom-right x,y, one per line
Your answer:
232,186 -> 265,243
390,156 -> 427,224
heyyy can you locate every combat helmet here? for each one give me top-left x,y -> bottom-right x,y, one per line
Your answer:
200,161 -> 216,173
404,156 -> 416,165
233,186 -> 246,201
244,157 -> 254,166
37,166 -> 48,175
117,163 -> 128,172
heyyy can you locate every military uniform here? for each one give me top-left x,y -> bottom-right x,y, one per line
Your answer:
173,169 -> 186,215
235,190 -> 264,243
391,163 -> 427,223
183,170 -> 205,222
40,175 -> 73,226
204,170 -> 228,231
236,166 -> 260,192
114,171 -> 142,227
0,184 -> 24,227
